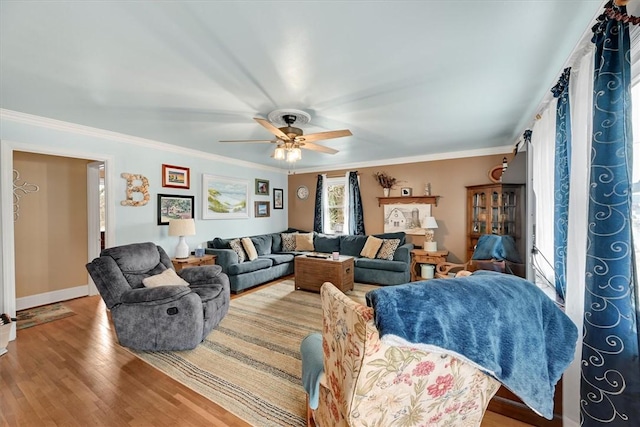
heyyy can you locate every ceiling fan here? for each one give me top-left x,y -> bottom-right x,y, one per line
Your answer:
219,109 -> 352,162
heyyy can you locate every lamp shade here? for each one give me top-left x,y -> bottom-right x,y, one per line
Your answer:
423,216 -> 438,229
168,218 -> 195,237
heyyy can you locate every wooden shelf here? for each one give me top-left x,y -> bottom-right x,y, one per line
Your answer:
377,195 -> 439,207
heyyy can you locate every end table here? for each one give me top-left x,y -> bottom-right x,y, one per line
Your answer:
410,249 -> 448,281
171,254 -> 217,272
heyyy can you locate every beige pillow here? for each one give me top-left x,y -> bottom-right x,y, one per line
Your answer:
142,268 -> 189,288
241,237 -> 258,261
295,232 -> 315,251
361,236 -> 383,259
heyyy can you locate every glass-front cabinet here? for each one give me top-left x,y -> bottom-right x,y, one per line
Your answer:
466,184 -> 523,261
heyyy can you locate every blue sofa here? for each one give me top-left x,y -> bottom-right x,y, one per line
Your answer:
206,231 -> 414,293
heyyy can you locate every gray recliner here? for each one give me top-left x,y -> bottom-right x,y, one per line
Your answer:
86,242 -> 230,351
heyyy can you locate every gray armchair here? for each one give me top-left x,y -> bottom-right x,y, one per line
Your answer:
86,242 -> 230,351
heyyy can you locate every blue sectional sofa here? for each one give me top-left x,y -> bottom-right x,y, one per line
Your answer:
206,230 -> 414,293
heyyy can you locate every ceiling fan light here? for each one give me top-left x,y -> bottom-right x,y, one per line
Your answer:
286,149 -> 296,162
274,147 -> 285,160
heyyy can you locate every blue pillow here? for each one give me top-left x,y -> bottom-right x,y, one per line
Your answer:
472,234 -> 522,263
250,234 -> 272,255
314,234 -> 341,253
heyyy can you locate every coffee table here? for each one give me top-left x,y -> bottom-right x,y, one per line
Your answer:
294,254 -> 354,293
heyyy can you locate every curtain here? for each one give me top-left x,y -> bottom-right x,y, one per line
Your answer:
551,67 -> 572,302
564,44 -> 594,424
346,171 -> 365,235
581,4 -> 640,425
531,105 -> 557,287
313,174 -> 324,233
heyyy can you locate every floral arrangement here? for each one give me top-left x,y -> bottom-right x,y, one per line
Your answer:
373,171 -> 398,189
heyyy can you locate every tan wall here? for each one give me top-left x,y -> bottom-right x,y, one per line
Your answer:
288,154 -> 508,263
13,152 -> 90,298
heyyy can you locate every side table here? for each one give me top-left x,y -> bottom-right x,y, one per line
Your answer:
410,249 -> 448,281
171,254 -> 217,272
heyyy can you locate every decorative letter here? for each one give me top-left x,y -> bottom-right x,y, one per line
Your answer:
120,173 -> 150,206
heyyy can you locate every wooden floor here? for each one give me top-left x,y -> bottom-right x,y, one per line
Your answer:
0,282 -> 532,427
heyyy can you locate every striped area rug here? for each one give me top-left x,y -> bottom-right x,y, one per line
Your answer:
132,279 -> 378,427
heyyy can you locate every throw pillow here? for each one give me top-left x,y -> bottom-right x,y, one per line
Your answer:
295,232 -> 315,251
142,268 -> 189,288
376,238 -> 401,260
229,238 -> 247,263
281,232 -> 298,252
241,237 -> 258,261
360,236 -> 383,259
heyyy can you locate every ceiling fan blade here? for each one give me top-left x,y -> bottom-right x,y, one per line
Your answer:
301,142 -> 339,154
219,139 -> 275,143
299,129 -> 352,143
254,117 -> 290,141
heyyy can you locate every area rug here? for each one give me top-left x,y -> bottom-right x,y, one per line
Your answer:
132,279 -> 378,427
16,302 -> 76,330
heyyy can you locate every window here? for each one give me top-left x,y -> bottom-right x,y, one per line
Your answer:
324,177 -> 348,234
631,83 -> 640,292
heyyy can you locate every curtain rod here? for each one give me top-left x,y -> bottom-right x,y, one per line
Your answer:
325,171 -> 359,178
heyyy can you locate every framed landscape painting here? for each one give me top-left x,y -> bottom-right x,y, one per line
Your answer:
157,194 -> 194,225
255,201 -> 270,218
202,174 -> 249,219
162,164 -> 190,189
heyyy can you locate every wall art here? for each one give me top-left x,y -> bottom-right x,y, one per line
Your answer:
273,188 -> 284,209
157,194 -> 194,225
121,173 -> 150,206
255,178 -> 269,195
202,174 -> 249,219
255,201 -> 270,218
162,164 -> 190,189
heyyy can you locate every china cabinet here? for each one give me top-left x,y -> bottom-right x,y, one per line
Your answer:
466,184 -> 524,262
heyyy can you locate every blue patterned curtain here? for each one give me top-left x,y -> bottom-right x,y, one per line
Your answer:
313,174 -> 323,233
347,171 -> 365,235
551,67 -> 572,302
581,4 -> 640,425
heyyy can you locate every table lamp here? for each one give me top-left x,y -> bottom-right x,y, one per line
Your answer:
423,216 -> 438,251
168,218 -> 196,259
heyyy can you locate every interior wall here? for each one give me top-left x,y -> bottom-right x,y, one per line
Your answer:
13,151 -> 89,298
288,153 -> 507,263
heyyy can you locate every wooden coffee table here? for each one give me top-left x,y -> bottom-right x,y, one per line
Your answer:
294,254 -> 354,293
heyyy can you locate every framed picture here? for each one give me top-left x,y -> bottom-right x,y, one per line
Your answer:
162,164 -> 190,189
202,174 -> 249,219
157,194 -> 194,225
255,178 -> 269,195
401,187 -> 413,196
255,201 -> 270,218
273,188 -> 284,209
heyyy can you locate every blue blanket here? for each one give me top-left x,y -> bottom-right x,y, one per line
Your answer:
365,271 -> 577,419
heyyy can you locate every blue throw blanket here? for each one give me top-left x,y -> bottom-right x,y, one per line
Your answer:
365,271 -> 577,419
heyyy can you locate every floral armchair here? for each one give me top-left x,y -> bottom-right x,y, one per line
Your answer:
306,282 -> 500,427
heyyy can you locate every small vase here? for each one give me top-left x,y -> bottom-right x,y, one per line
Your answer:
383,188 -> 390,197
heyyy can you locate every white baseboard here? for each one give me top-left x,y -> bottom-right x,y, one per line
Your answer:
16,285 -> 89,311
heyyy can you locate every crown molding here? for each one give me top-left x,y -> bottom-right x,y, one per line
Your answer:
0,109 -> 285,174
291,145 -> 513,175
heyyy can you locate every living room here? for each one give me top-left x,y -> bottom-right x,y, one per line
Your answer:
2,1 -> 639,427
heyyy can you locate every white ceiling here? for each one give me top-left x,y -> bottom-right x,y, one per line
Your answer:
0,1 -> 603,171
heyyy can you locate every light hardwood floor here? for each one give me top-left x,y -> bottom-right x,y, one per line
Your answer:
0,283 -> 532,427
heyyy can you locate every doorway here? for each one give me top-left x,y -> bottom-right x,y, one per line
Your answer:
1,140 -> 115,341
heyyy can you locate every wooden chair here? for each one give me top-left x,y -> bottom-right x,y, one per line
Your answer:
434,261 -> 473,278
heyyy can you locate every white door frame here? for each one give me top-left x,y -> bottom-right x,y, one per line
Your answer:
0,140 -> 115,341
86,161 -> 103,296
